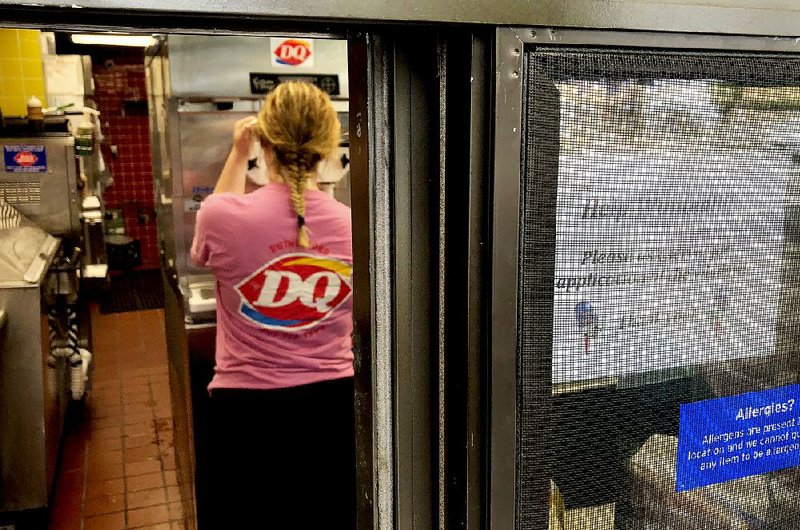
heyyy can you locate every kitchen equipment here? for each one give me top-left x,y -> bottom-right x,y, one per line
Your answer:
0,126 -> 94,525
0,130 -> 80,239
0,203 -> 65,523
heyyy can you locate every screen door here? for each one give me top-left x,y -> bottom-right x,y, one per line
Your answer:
512,46 -> 800,530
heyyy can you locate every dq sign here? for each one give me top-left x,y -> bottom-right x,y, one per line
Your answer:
4,145 -> 47,173
271,38 -> 314,67
236,253 -> 352,331
14,150 -> 39,167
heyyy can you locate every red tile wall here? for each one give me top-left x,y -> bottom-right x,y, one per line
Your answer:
90,48 -> 159,270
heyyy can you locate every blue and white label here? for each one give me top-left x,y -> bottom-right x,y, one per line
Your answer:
676,384 -> 800,492
4,145 -> 47,173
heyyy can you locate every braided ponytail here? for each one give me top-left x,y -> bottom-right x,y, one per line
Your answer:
280,150 -> 312,248
256,82 -> 340,249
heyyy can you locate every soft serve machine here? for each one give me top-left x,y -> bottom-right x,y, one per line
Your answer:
0,112 -> 96,527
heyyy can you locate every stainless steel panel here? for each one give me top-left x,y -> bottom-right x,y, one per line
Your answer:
168,35 -> 349,98
170,102 -> 260,292
5,0 -> 800,37
148,49 -> 176,276
368,36 -> 395,530
347,34 -> 394,530
0,225 -> 63,514
176,105 -> 259,200
0,280 -> 67,512
147,54 -> 167,203
160,269 -> 197,530
0,135 -> 80,239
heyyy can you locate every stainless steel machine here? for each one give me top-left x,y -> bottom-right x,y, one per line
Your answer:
0,132 -> 80,238
0,122 -> 93,527
0,209 -> 62,525
3,248 -> 68,530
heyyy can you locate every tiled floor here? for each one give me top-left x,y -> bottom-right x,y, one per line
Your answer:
48,307 -> 187,530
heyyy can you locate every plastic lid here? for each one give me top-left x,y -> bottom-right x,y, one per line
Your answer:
27,95 -> 42,107
82,195 -> 101,209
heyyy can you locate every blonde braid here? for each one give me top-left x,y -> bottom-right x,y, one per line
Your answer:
255,82 -> 340,250
282,150 -> 311,248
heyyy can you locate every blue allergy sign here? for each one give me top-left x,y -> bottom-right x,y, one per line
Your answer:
4,145 -> 47,173
676,384 -> 800,492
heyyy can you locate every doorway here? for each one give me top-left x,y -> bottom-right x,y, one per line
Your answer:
0,21 -> 375,530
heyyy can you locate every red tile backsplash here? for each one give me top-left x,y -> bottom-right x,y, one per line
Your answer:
91,48 -> 158,269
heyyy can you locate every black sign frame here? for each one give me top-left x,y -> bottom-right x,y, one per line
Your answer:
249,73 -> 341,95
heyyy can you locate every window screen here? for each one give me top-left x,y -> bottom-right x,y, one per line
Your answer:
517,49 -> 800,530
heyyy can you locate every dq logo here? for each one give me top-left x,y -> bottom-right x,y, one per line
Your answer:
14,151 -> 38,167
273,39 -> 313,66
236,254 -> 352,331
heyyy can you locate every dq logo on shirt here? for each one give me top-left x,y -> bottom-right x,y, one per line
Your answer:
236,253 -> 352,331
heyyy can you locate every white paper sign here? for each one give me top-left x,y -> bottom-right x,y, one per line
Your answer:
552,148 -> 790,384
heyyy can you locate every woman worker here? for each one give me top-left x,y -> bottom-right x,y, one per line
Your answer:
191,82 -> 355,528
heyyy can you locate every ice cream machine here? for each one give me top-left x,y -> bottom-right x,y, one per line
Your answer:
0,118 -> 94,523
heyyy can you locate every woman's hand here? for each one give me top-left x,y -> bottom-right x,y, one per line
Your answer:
232,116 -> 258,158
215,116 -> 258,195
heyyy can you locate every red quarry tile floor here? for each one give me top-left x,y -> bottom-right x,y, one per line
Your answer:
48,307 -> 188,530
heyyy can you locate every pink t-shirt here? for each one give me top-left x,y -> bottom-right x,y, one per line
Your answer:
190,183 -> 354,391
